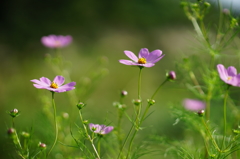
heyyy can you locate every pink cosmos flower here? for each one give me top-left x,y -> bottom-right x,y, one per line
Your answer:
183,99 -> 206,112
41,35 -> 72,48
119,48 -> 164,67
31,76 -> 76,93
217,64 -> 240,86
89,123 -> 114,135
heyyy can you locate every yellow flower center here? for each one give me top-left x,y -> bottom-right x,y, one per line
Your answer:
138,58 -> 147,64
227,76 -> 232,81
54,41 -> 61,47
50,82 -> 58,89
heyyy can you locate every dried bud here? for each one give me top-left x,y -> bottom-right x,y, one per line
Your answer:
167,71 -> 176,81
132,99 -> 141,106
9,109 -> 19,118
77,102 -> 86,110
121,90 -> 128,97
39,142 -> 47,150
197,110 -> 205,117
147,99 -> 155,106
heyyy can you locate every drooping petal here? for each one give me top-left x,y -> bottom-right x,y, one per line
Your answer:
146,50 -> 162,62
53,76 -> 65,86
227,66 -> 237,76
138,48 -> 149,59
119,60 -> 137,65
124,51 -> 138,62
217,64 -> 228,82
40,77 -> 51,86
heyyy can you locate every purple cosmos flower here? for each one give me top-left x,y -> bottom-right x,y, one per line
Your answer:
183,99 -> 206,112
217,64 -> 240,86
41,35 -> 72,48
89,123 -> 114,135
119,48 -> 164,67
31,76 -> 76,93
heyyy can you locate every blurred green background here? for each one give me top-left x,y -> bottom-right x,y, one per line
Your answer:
0,0 -> 223,158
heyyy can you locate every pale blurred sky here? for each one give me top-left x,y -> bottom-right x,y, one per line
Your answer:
209,0 -> 240,14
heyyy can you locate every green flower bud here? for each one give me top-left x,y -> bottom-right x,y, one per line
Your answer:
21,131 -> 30,138
7,128 -> 15,135
39,142 -> 47,150
9,109 -> 19,118
121,90 -> 128,97
147,99 -> 155,106
132,99 -> 141,106
77,102 -> 86,110
197,110 -> 205,117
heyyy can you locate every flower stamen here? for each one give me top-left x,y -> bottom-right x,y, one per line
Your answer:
50,82 -> 58,89
227,76 -> 232,81
138,58 -> 147,64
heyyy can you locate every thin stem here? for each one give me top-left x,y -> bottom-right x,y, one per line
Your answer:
221,85 -> 230,149
78,110 -> 100,159
98,137 -> 102,157
201,118 -> 221,152
125,68 -> 143,159
47,92 -> 58,158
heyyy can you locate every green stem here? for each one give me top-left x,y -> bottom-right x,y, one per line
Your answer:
201,118 -> 221,152
78,110 -> 100,159
98,137 -> 101,157
221,85 -> 230,149
47,92 -> 58,158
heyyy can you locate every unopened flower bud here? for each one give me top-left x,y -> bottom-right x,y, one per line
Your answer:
222,8 -> 230,15
77,102 -> 86,110
197,110 -> 205,117
167,71 -> 176,81
121,90 -> 128,97
9,109 -> 19,118
204,2 -> 210,8
83,120 -> 88,124
21,131 -> 30,138
7,128 -> 15,135
39,142 -> 47,150
62,112 -> 69,119
133,99 -> 141,106
147,99 -> 155,106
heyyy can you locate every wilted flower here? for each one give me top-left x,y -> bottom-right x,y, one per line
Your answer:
217,64 -> 240,86
183,99 -> 206,112
41,35 -> 72,48
89,123 -> 114,135
31,76 -> 76,93
119,48 -> 164,67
